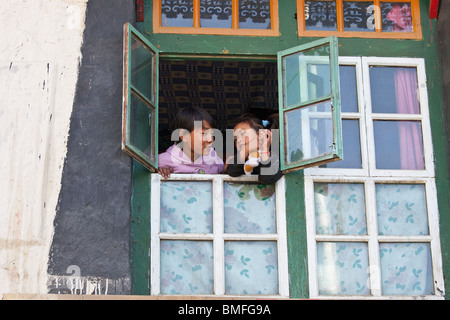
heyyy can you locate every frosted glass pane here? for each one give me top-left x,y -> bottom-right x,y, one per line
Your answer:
381,2 -> 413,33
160,240 -> 214,295
305,1 -> 337,31
239,0 -> 271,29
376,184 -> 429,235
314,183 -> 367,235
224,183 -> 276,234
160,181 -> 213,233
317,242 -> 370,295
225,241 -> 278,295
380,243 -> 434,295
161,0 -> 194,27
200,0 -> 232,28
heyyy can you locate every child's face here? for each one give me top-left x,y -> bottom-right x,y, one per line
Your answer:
234,122 -> 258,159
181,120 -> 214,160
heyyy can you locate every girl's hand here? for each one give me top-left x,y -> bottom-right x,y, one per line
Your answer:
259,129 -> 272,161
157,167 -> 173,179
259,129 -> 271,150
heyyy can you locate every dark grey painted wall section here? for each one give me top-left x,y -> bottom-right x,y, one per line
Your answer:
47,0 -> 135,295
437,1 -> 450,179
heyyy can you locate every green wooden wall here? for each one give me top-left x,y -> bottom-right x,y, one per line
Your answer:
131,0 -> 450,298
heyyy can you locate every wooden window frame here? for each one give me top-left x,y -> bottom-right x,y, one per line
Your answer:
150,174 -> 289,298
304,57 -> 445,299
278,36 -> 343,173
297,0 -> 422,39
153,0 -> 280,36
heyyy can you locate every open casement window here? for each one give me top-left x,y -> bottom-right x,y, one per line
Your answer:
278,36 -> 343,173
122,23 -> 159,172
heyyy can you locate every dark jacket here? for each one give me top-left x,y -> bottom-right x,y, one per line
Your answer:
226,154 -> 283,184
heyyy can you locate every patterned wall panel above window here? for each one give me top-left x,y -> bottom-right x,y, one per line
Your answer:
154,0 -> 279,36
298,0 -> 422,39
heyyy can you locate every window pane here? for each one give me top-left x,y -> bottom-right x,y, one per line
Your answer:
376,184 -> 429,236
373,120 -> 424,170
285,101 -> 333,165
380,243 -> 434,295
160,181 -> 213,233
161,0 -> 194,27
200,0 -> 232,28
129,92 -> 156,161
239,0 -> 271,29
343,1 -> 376,32
340,65 -> 359,113
314,183 -> 367,235
160,240 -> 214,294
370,67 -> 419,114
131,34 -> 154,102
224,183 -> 276,234
282,46 -> 332,108
381,2 -> 413,32
320,120 -> 361,168
225,241 -> 278,295
305,0 -> 337,31
282,50 -> 331,108
317,242 -> 370,295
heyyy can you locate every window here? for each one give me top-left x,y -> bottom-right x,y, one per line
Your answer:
153,0 -> 280,36
123,24 -> 343,173
297,0 -> 422,39
278,36 -> 343,172
122,23 -> 159,172
150,174 -> 289,297
304,57 -> 445,299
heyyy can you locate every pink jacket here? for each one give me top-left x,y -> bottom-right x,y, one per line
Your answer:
158,144 -> 224,174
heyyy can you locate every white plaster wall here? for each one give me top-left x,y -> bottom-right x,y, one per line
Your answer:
0,0 -> 88,298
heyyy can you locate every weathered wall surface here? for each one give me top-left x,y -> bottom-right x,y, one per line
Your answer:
0,0 -> 88,298
47,0 -> 135,295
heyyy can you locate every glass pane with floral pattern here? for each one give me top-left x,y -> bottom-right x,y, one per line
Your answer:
379,243 -> 434,295
317,242 -> 370,295
314,183 -> 367,235
381,2 -> 413,32
160,181 -> 213,233
239,0 -> 271,29
305,0 -> 337,31
343,1 -> 376,32
224,183 -> 276,234
161,0 -> 194,27
160,240 -> 214,294
224,241 -> 278,295
376,184 -> 429,236
200,0 -> 233,28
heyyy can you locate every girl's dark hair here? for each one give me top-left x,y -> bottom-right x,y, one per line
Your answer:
234,111 -> 278,130
171,107 -> 215,132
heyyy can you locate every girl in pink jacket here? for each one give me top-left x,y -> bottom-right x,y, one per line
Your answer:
157,107 -> 224,178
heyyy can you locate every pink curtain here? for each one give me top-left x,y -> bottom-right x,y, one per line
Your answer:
394,68 -> 424,170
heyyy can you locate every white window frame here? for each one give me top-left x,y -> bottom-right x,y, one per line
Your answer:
304,57 -> 445,299
150,174 -> 289,298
